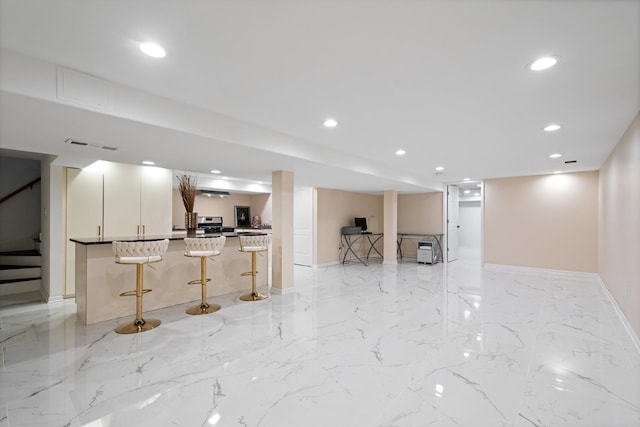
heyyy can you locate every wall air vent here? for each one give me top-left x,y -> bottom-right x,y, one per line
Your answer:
199,189 -> 231,198
564,160 -> 577,164
65,138 -> 118,151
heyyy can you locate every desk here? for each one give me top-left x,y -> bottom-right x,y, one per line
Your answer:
397,233 -> 444,263
341,232 -> 383,266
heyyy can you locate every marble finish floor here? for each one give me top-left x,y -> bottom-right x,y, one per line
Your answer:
1,256 -> 639,426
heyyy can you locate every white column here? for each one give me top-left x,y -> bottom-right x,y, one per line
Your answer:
271,170 -> 294,293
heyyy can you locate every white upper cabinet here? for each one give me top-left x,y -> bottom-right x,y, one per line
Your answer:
140,166 -> 173,236
103,162 -> 141,237
66,166 -> 104,238
102,162 -> 172,237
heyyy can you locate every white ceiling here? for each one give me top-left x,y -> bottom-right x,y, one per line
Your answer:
1,0 -> 638,193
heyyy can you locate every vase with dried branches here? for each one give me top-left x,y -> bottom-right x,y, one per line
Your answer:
177,174 -> 198,236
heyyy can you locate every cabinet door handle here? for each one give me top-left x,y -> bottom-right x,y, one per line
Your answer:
98,225 -> 101,237
137,225 -> 140,235
142,225 -> 146,235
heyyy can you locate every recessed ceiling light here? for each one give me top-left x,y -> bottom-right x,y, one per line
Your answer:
549,153 -> 562,159
210,170 -> 221,174
323,118 -> 338,128
464,190 -> 470,194
477,184 -> 482,187
529,56 -> 557,71
553,171 -> 563,174
435,166 -> 445,171
141,160 -> 155,165
463,178 -> 470,181
395,149 -> 406,156
221,177 -> 229,180
543,124 -> 562,132
474,192 -> 480,197
140,42 -> 166,58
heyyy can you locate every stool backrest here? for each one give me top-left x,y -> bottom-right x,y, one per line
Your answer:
185,236 -> 226,252
112,239 -> 169,260
238,234 -> 271,251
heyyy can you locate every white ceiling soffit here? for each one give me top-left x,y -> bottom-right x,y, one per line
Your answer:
0,1 -> 638,193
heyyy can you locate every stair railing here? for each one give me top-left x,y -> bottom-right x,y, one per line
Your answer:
0,177 -> 41,205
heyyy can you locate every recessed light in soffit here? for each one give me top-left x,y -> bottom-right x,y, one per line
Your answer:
140,42 -> 166,58
529,56 -> 558,71
323,118 -> 338,128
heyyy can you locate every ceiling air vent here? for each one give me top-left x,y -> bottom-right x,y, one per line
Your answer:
65,138 -> 89,147
564,160 -> 577,164
65,138 -> 118,151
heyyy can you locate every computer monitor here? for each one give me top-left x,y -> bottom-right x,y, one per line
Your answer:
354,217 -> 367,232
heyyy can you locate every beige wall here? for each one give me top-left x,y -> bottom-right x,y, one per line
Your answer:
599,112 -> 640,337
251,193 -> 272,226
397,192 -> 443,258
398,192 -> 443,234
172,190 -> 272,228
315,188 -> 383,265
484,171 -> 599,273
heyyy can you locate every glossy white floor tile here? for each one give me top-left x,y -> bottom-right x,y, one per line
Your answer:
1,256 -> 639,427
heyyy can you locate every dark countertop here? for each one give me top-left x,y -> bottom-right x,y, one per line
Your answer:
71,232 -> 268,245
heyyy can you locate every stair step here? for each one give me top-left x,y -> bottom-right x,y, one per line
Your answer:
0,266 -> 41,281
0,252 -> 41,266
0,290 -> 43,308
0,278 -> 41,296
0,249 -> 40,256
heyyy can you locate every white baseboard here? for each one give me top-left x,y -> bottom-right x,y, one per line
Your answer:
270,286 -> 296,295
483,263 -> 599,279
597,277 -> 640,354
46,295 -> 65,305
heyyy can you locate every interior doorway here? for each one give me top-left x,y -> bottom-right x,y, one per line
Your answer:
446,184 -> 460,262
293,186 -> 313,266
446,181 -> 483,262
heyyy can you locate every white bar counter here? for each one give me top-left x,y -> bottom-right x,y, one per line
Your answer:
72,233 -> 271,324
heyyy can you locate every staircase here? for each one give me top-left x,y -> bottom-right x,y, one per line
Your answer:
0,249 -> 43,307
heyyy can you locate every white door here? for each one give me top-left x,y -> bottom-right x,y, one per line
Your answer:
293,187 -> 313,266
447,185 -> 460,262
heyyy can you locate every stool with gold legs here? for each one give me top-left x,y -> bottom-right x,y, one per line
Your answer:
184,236 -> 226,315
112,239 -> 169,334
238,234 -> 271,301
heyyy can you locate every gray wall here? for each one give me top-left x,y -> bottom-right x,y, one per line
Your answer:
0,155 -> 41,251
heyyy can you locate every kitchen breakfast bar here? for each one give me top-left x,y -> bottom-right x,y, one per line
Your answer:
72,233 -> 271,325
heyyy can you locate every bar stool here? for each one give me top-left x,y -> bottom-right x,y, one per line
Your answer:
238,234 -> 271,301
112,239 -> 169,334
184,236 -> 226,315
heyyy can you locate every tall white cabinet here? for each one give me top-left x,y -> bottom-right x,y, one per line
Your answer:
102,162 -> 172,236
65,161 -> 173,296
